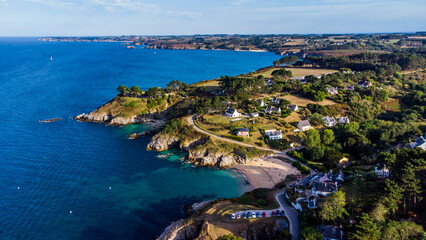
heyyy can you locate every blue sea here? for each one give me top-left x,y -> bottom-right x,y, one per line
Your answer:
0,38 -> 280,240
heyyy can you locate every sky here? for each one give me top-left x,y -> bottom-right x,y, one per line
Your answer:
0,0 -> 425,36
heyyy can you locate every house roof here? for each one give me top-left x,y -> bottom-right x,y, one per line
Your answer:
313,182 -> 337,193
298,120 -> 311,127
266,130 -> 282,137
288,104 -> 298,110
225,108 -> 237,114
318,226 -> 343,240
237,128 -> 249,132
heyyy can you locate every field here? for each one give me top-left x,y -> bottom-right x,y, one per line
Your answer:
282,94 -> 337,106
192,79 -> 221,94
284,39 -> 305,46
252,67 -> 337,78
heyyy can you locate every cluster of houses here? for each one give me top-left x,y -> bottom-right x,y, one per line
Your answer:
323,116 -> 350,127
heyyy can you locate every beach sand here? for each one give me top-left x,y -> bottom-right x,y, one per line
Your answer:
234,156 -> 300,189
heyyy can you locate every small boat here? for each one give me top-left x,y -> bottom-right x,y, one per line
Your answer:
156,155 -> 169,159
50,56 -> 53,61
38,118 -> 61,123
166,153 -> 173,156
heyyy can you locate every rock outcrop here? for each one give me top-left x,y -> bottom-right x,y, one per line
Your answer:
156,219 -> 202,240
75,112 -> 159,125
146,133 -> 180,151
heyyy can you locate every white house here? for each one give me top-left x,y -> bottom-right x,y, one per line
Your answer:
225,108 -> 241,118
250,112 -> 259,118
256,99 -> 265,107
265,79 -> 274,86
317,226 -> 343,240
298,120 -> 311,131
326,87 -> 339,95
265,129 -> 283,140
375,164 -> 390,178
287,104 -> 298,111
410,133 -> 426,151
338,116 -> 350,124
270,97 -> 281,104
265,106 -> 281,114
323,116 -> 337,127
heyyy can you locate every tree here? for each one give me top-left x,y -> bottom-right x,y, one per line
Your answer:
130,86 -> 142,94
369,203 -> 388,223
166,80 -> 187,92
382,221 -> 424,240
321,129 -> 335,145
300,227 -> 323,240
304,129 -> 321,149
272,68 -> 292,78
117,85 -> 130,96
319,191 -> 348,224
145,87 -> 165,98
351,213 -> 381,240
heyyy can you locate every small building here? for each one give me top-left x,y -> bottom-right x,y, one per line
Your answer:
256,99 -> 265,107
287,104 -> 298,111
265,106 -> 281,114
410,133 -> 426,151
338,157 -> 350,168
265,129 -> 283,140
236,128 -> 250,138
297,120 -> 311,131
338,116 -> 350,124
270,97 -> 281,104
225,108 -> 241,118
358,80 -> 372,88
250,112 -> 259,118
312,182 -> 338,197
326,87 -> 339,95
317,225 -> 343,240
375,164 -> 390,178
323,116 -> 337,127
345,85 -> 355,91
265,79 -> 274,86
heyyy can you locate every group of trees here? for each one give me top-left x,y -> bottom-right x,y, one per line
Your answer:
273,55 -> 299,66
303,128 -> 343,167
305,52 -> 425,71
117,85 -> 142,96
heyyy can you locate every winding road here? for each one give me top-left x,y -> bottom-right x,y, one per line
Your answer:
187,115 -> 315,240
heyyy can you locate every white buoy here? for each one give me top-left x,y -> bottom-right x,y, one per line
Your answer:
70,211 -> 72,214
17,187 -> 20,190
50,56 -> 53,61
109,187 -> 112,190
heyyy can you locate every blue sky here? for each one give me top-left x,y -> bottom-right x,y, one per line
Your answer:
0,0 -> 425,36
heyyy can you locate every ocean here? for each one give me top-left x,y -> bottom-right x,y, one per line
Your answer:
0,38 -> 280,240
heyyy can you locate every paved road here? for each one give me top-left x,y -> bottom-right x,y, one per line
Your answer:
276,192 -> 300,240
187,114 -> 316,240
187,115 -> 281,153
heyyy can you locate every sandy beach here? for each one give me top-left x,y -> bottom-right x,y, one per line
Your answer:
233,155 -> 300,189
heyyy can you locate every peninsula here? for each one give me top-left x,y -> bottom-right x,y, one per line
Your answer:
75,34 -> 426,240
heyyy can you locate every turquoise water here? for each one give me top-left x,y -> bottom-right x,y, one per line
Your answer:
0,38 -> 279,240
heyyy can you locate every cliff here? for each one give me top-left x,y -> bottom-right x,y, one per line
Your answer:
74,95 -> 183,125
146,119 -> 269,168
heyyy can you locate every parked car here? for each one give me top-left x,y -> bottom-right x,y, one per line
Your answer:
236,214 -> 240,219
271,211 -> 275,216
231,213 -> 236,219
241,213 -> 246,218
252,212 -> 256,218
280,210 -> 285,216
262,212 -> 267,218
256,212 -> 261,218
247,212 -> 251,218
